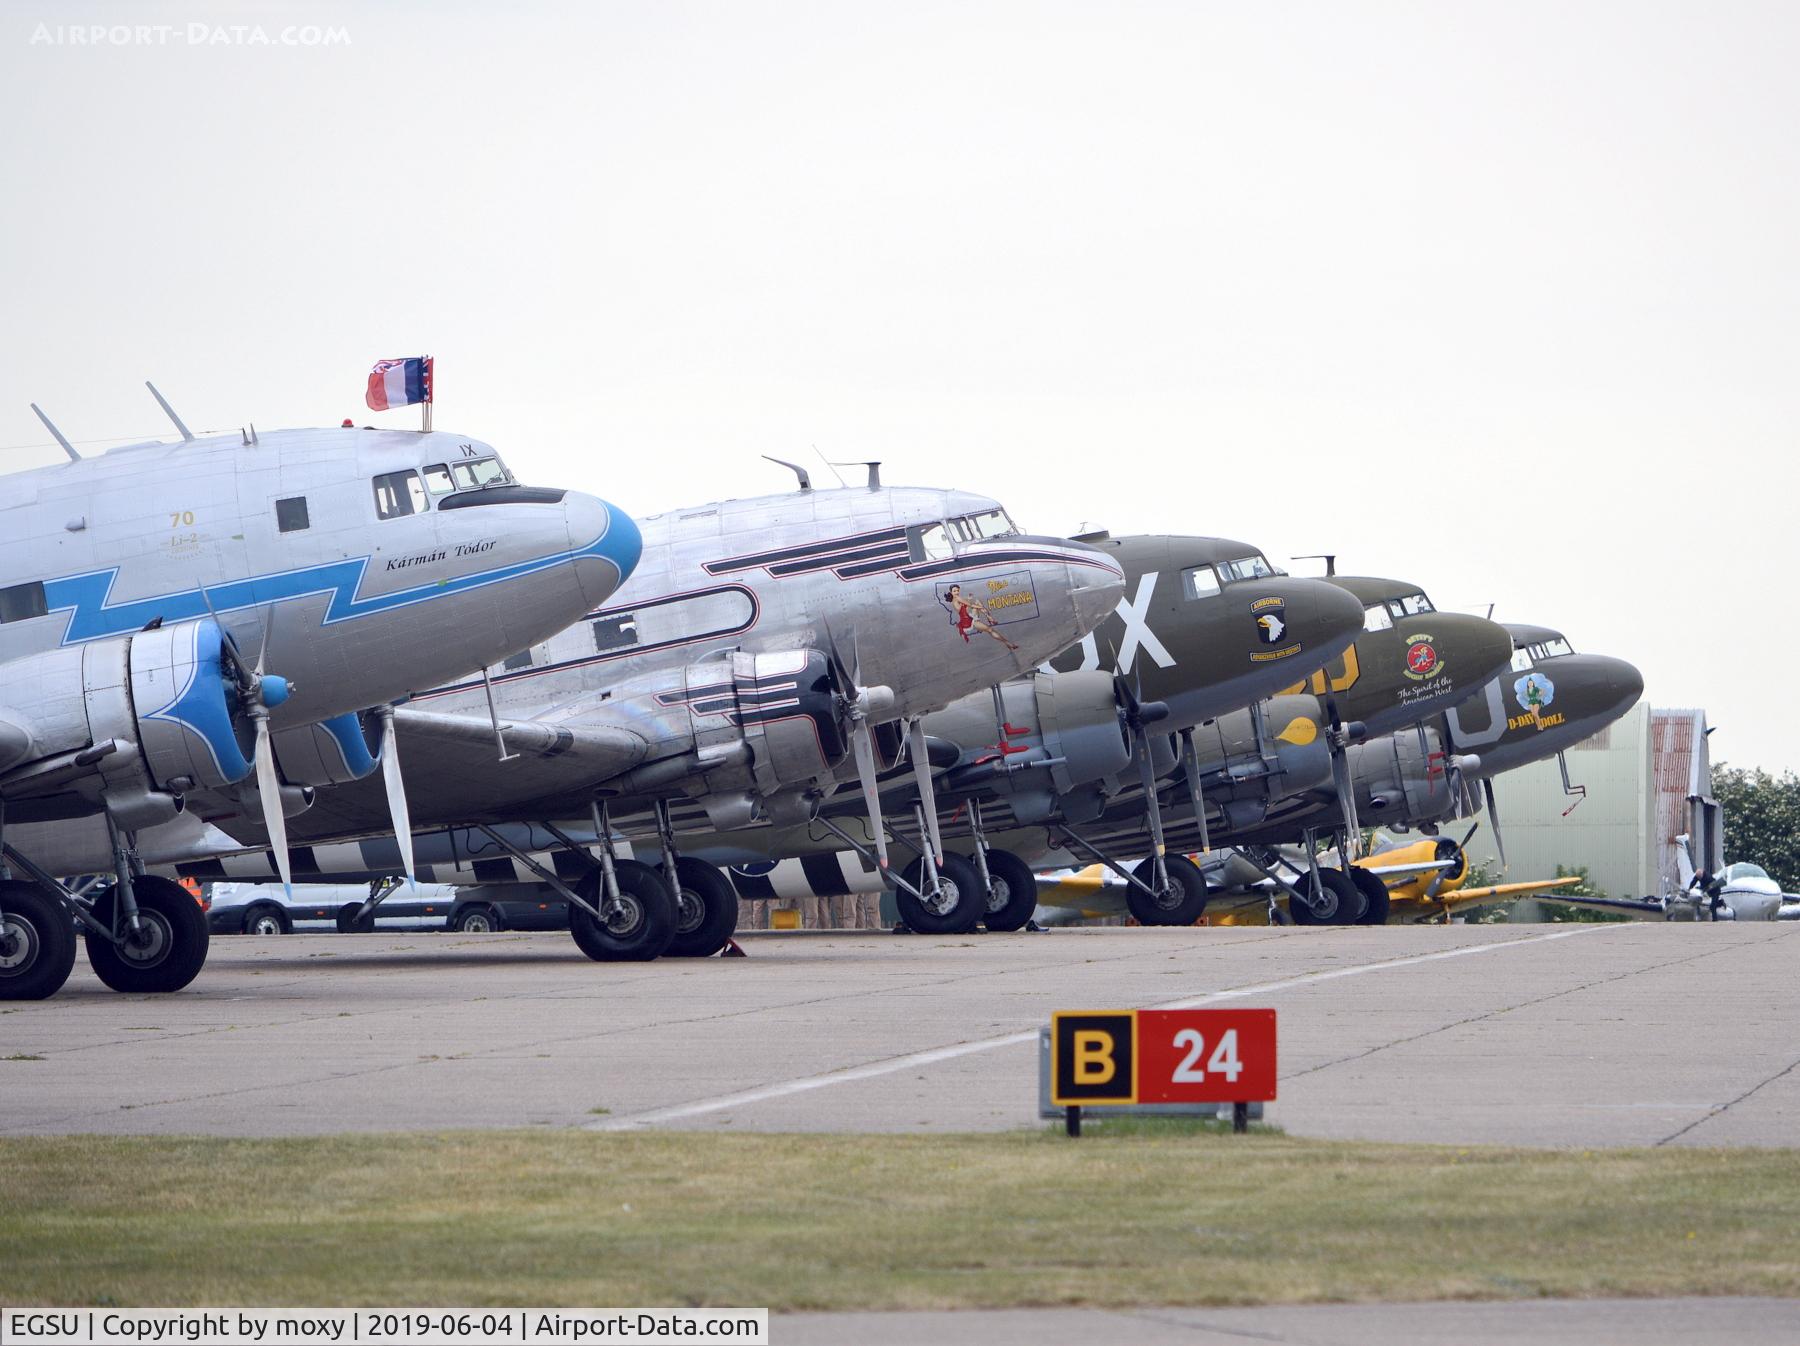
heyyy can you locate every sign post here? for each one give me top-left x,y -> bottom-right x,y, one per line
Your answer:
1049,1008 -> 1276,1135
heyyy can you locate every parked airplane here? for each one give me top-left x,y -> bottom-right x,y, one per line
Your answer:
0,397 -> 637,999
106,470 -> 1126,961
1032,618 -> 1643,924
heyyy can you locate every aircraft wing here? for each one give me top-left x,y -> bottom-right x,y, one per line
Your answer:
1357,859 -> 1458,884
1444,877 -> 1579,903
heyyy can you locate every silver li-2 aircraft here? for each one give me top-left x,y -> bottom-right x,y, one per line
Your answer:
0,393 -> 638,999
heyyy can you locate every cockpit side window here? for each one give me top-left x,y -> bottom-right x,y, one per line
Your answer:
1363,604 -> 1393,633
1182,565 -> 1221,600
1510,649 -> 1535,673
372,470 -> 426,519
911,522 -> 955,562
422,464 -> 456,496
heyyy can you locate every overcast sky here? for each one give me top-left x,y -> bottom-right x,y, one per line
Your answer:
3,1 -> 1795,771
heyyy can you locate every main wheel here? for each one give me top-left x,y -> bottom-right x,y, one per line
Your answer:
335,903 -> 374,933
979,849 -> 1040,932
569,860 -> 677,962
0,881 -> 77,1001
1288,868 -> 1365,926
1125,854 -> 1211,926
243,904 -> 290,936
660,857 -> 740,958
84,876 -> 210,994
453,903 -> 502,933
895,853 -> 984,934
1348,867 -> 1391,925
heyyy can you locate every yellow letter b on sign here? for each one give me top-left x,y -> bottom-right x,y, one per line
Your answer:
1051,1012 -> 1136,1104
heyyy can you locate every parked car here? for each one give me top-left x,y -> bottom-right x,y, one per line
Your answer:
204,882 -> 569,935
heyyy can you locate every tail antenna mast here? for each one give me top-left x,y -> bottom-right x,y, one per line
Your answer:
829,460 -> 882,490
145,381 -> 194,441
29,403 -> 80,461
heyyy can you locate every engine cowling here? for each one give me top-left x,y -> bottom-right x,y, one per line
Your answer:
928,670 -> 1131,822
0,617 -> 256,826
1186,694 -> 1332,832
1347,725 -> 1456,825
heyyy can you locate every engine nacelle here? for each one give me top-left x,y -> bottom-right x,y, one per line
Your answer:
929,670 -> 1131,821
1347,725 -> 1455,824
271,711 -> 382,787
0,618 -> 254,823
1187,695 -> 1332,831
665,649 -> 848,798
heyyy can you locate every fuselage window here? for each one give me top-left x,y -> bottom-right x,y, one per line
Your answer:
0,580 -> 47,623
1363,604 -> 1393,633
1182,565 -> 1221,600
373,470 -> 426,519
592,614 -> 639,653
450,457 -> 510,491
422,464 -> 456,497
275,496 -> 310,533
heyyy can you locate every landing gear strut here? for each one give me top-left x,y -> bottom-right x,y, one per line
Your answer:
651,800 -> 739,959
967,800 -> 1038,932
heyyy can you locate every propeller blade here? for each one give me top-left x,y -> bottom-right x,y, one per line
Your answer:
906,718 -> 943,864
1483,777 -> 1506,871
378,708 -> 416,887
1458,821 -> 1480,851
252,715 -> 291,898
851,717 -> 888,871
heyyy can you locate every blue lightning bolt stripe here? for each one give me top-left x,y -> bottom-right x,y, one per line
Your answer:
40,515 -> 640,646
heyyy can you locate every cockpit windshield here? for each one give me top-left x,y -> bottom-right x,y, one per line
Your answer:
1725,862 -> 1770,882
1389,592 -> 1434,617
914,509 -> 1020,561
1217,554 -> 1283,583
447,456 -> 512,491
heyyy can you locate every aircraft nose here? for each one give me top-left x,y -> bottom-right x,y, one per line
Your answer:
563,491 -> 643,610
1555,653 -> 1645,718
1262,577 -> 1364,665
1433,613 -> 1515,690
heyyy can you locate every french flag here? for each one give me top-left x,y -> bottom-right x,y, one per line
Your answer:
365,356 -> 432,411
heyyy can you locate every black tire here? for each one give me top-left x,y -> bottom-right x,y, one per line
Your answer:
1288,868 -> 1366,927
894,853 -> 985,934
242,904 -> 290,936
979,849 -> 1040,932
1125,854 -> 1211,926
84,876 -> 210,994
0,881 -> 77,1001
661,858 -> 740,958
569,860 -> 676,962
335,902 -> 374,933
452,903 -> 502,933
1348,867 -> 1391,926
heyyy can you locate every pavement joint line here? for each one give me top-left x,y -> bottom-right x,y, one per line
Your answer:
1279,931 -> 1756,1086
589,925 -> 1608,1130
1656,1049 -> 1800,1147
